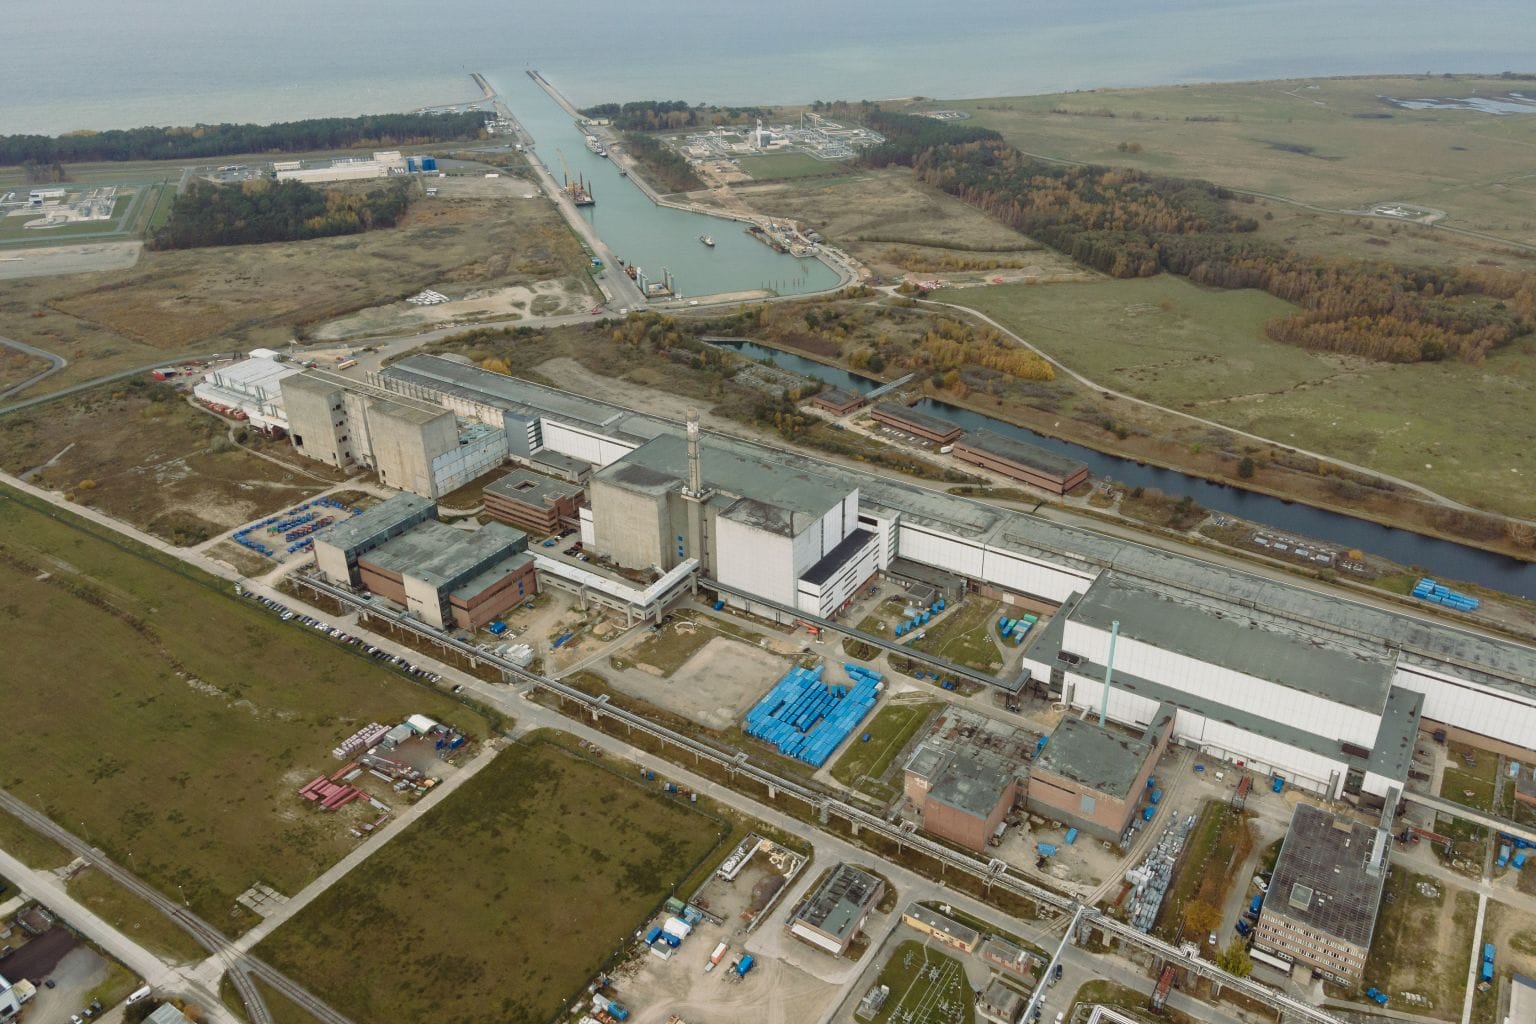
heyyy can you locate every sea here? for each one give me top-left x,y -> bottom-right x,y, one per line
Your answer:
6,0 -> 1535,135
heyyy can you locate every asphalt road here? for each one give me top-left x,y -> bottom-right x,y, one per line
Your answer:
0,333 -> 66,399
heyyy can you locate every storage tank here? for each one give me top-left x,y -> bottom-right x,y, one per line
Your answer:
736,954 -> 755,977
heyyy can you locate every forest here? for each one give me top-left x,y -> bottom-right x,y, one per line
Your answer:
579,100 -> 770,131
621,133 -> 704,193
865,111 -> 1536,363
0,111 -> 488,165
150,179 -> 413,249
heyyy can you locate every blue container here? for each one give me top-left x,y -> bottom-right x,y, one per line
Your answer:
1271,775 -> 1286,793
1150,789 -> 1163,805
713,599 -> 725,610
421,156 -> 438,171
1036,843 -> 1057,856
1065,828 -> 1078,845
664,933 -> 680,948
737,954 -> 755,977
1142,806 -> 1156,821
645,926 -> 662,944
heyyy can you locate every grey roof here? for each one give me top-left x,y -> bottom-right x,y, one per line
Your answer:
315,493 -> 436,553
484,469 -> 584,506
927,747 -> 1018,819
1264,804 -> 1387,948
1367,687 -> 1423,783
361,521 -> 526,589
286,368 -> 449,425
813,387 -> 863,408
601,433 -> 850,536
905,741 -> 950,782
903,903 -> 979,947
1034,715 -> 1159,799
528,449 -> 592,477
871,403 -> 963,438
1071,572 -> 1396,714
448,552 -> 535,602
147,1006 -> 193,1024
794,863 -> 882,941
982,979 -> 1025,1018
954,428 -> 1088,480
801,529 -> 876,586
362,356 -> 1536,707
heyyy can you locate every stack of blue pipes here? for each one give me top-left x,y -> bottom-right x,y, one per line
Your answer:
743,662 -> 883,767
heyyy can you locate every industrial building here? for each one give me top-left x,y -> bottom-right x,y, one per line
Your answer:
1027,711 -> 1172,842
1252,804 -> 1389,986
193,351 -> 303,433
978,980 -> 1027,1024
1510,974 -> 1536,1024
809,387 -> 866,416
901,902 -> 980,953
312,494 -> 536,629
482,469 -> 585,535
267,353 -> 1536,805
281,369 -> 507,498
274,150 -> 408,183
951,429 -> 1089,495
787,863 -> 884,955
903,707 -> 1032,852
870,403 -> 964,445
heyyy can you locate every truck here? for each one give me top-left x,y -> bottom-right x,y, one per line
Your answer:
1498,845 -> 1512,868
705,942 -> 728,972
1249,894 -> 1264,915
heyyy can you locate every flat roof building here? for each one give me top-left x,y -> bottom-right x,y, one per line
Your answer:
1510,974 -> 1536,1024
194,354 -> 303,433
1253,804 -> 1389,987
810,387 -> 866,416
1028,709 -> 1173,843
901,902 -> 980,953
870,403 -> 964,445
313,493 -> 437,585
904,707 -> 1033,852
978,979 -> 1026,1024
788,863 -> 884,955
483,469 -> 585,536
951,429 -> 1089,495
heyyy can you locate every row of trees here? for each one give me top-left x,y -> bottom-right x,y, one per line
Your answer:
579,100 -> 770,132
865,112 -> 1534,363
1,111 -> 488,165
621,133 -> 704,193
150,179 -> 412,250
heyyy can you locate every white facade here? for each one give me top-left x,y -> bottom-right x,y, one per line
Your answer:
1393,661 -> 1536,748
790,921 -> 846,955
796,533 -> 880,617
897,522 -> 1092,603
715,515 -> 796,607
541,420 -> 639,468
430,428 -> 509,497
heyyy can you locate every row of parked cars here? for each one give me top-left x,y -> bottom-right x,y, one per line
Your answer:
235,583 -> 441,683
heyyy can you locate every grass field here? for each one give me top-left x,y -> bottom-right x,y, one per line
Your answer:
0,379 -> 337,544
258,738 -> 727,1024
0,808 -> 71,869
908,598 -> 1005,673
222,975 -> 319,1024
738,153 -> 844,181
944,75 -> 1536,247
868,940 -> 975,1024
944,276 -> 1536,520
0,183 -> 590,400
830,701 -> 936,789
0,484 -> 491,930
1439,742 -> 1500,813
735,169 -> 1091,284
67,869 -> 209,964
1366,870 -> 1473,1019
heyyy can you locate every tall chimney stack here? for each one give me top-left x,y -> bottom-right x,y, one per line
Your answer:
686,411 -> 702,497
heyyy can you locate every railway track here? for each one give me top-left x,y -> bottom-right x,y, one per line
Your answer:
0,790 -> 351,1024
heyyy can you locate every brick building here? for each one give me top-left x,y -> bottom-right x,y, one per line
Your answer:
1026,708 -> 1173,843
950,429 -> 1089,495
483,469 -> 586,536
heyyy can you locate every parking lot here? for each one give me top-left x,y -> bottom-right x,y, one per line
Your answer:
235,582 -> 442,683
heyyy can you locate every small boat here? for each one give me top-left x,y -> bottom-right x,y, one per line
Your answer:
699,235 -> 715,247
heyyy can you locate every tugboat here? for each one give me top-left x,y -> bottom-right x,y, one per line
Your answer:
699,235 -> 716,247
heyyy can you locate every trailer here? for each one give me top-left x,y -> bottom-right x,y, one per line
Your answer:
705,942 -> 728,973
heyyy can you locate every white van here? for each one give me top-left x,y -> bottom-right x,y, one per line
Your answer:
126,986 -> 152,1005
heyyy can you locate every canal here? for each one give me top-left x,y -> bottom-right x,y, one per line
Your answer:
491,71 -> 841,300
713,339 -> 1536,598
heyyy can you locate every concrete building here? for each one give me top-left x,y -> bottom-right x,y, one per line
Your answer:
979,935 -> 1037,979
312,494 -> 536,629
146,1005 -> 194,1024
586,428 -> 878,620
1022,572 -> 1424,804
356,521 -> 535,630
193,353 -> 303,433
1510,974 -> 1536,1024
483,469 -> 585,536
313,493 -> 437,585
870,403 -> 963,445
282,369 -> 507,498
342,354 -> 1536,802
901,902 -> 980,953
1027,711 -> 1173,842
788,863 -> 884,955
951,429 -> 1089,495
1252,804 -> 1389,987
978,979 -> 1026,1024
